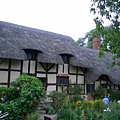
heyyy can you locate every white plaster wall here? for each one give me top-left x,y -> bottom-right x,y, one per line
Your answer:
0,71 -> 8,82
78,76 -> 84,84
48,74 -> 56,83
10,71 -> 20,82
58,65 -> 63,73
37,63 -> 45,71
84,82 -> 87,94
69,65 -> 76,73
0,59 -> 8,69
69,75 -> 76,84
47,86 -> 56,93
58,86 -> 62,92
101,81 -> 106,84
111,84 -> 117,89
78,68 -> 84,74
37,74 -> 45,77
48,64 -> 56,72
64,64 -> 68,73
30,61 -> 35,73
58,86 -> 68,92
95,81 -> 100,89
11,60 -> 20,70
115,86 -> 118,89
23,61 -> 28,73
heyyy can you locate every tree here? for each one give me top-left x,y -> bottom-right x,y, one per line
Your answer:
76,37 -> 86,47
84,26 -> 112,48
84,29 -> 95,49
90,0 -> 120,65
76,26 -> 111,49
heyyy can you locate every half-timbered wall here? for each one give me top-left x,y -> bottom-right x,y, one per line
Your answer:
95,79 -> 119,90
0,58 -> 119,94
0,59 -> 85,93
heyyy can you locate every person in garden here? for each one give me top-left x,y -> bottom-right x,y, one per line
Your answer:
102,95 -> 110,106
1,91 -> 8,103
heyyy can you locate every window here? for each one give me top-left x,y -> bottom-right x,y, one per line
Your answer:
24,49 -> 40,60
87,84 -> 94,93
57,76 -> 69,86
60,54 -> 72,64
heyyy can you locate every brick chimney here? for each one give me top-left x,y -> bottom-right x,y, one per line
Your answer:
92,37 -> 100,50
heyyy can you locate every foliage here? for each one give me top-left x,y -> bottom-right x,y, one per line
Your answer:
0,87 -> 10,103
8,89 -> 20,101
0,86 -> 20,102
57,99 -> 120,120
90,0 -> 120,64
76,37 -> 86,47
26,110 -> 41,120
92,85 -> 106,99
102,101 -> 120,119
83,29 -> 96,48
0,74 -> 45,120
48,91 -> 67,112
107,89 -> 120,102
76,26 -> 115,50
82,26 -> 111,48
65,83 -> 84,95
69,95 -> 83,103
42,104 -> 55,115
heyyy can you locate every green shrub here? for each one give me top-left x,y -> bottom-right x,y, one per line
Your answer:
26,110 -> 41,120
69,95 -> 83,103
48,91 -> 67,112
57,103 -> 77,120
7,88 -> 20,101
107,89 -> 120,102
64,83 -> 84,95
92,85 -> 106,99
0,86 -> 20,103
0,87 -> 10,103
42,104 -> 55,115
57,99 -> 120,120
0,74 -> 45,120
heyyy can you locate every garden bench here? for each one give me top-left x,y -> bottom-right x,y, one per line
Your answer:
0,111 -> 9,120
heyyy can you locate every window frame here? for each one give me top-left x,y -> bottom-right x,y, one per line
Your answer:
87,84 -> 94,93
57,76 -> 69,86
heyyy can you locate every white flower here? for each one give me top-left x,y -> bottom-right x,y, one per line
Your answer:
117,100 -> 120,104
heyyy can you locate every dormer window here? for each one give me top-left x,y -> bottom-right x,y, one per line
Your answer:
60,54 -> 72,64
24,49 -> 41,60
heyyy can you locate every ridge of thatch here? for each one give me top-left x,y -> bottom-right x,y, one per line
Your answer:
0,21 -> 91,68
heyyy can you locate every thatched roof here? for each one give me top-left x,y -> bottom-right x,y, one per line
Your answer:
79,47 -> 120,84
0,21 -> 120,84
0,21 -> 91,68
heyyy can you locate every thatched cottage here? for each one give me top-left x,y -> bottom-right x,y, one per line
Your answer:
0,21 -> 120,95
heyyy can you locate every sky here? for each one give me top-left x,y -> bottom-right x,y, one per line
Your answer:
0,0 -> 96,41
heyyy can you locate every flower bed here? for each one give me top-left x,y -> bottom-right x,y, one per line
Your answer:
57,99 -> 120,120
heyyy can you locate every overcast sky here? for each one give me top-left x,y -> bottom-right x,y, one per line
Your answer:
0,0 -> 96,41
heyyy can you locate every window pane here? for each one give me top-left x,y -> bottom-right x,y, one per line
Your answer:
87,84 -> 94,93
57,76 -> 69,86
